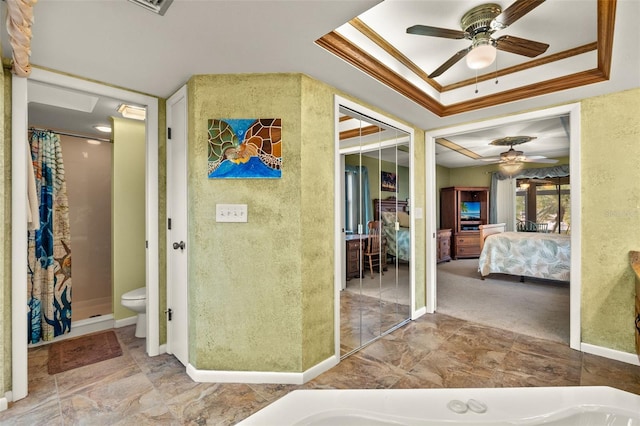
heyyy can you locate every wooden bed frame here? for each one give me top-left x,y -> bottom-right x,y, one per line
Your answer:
373,197 -> 408,221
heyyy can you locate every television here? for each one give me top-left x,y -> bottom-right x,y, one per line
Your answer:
460,201 -> 481,221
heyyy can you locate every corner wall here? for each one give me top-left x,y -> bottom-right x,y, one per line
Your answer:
187,73 -> 427,373
188,74 -> 312,372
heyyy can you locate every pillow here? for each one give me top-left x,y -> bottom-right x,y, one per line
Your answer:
397,211 -> 410,228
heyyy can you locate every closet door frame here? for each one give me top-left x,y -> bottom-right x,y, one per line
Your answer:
333,95 -> 416,358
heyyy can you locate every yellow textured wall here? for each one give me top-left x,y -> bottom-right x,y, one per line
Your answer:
111,118 -> 146,320
188,74 -> 311,372
581,88 -> 640,353
300,77 -> 335,368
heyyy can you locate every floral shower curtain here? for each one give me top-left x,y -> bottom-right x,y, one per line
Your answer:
27,130 -> 72,343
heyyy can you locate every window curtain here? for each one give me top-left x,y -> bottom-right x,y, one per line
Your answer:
489,165 -> 570,230
28,130 -> 73,343
345,164 -> 372,234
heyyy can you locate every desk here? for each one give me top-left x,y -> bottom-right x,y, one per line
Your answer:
345,234 -> 387,281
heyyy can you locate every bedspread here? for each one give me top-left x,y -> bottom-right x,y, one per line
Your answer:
478,232 -> 571,281
384,226 -> 410,262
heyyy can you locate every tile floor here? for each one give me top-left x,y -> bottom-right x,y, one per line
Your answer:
2,314 -> 640,425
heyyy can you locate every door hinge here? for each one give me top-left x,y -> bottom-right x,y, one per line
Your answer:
168,218 -> 172,230
165,308 -> 173,321
167,127 -> 172,140
145,240 -> 149,248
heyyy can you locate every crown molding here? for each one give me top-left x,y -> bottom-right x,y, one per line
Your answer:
316,0 -> 615,117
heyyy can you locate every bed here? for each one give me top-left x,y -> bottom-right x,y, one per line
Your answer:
478,223 -> 571,282
374,198 -> 410,262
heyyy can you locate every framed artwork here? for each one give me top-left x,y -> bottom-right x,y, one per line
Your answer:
207,118 -> 282,178
381,171 -> 397,192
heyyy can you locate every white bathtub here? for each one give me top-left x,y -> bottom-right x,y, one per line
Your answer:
237,387 -> 640,425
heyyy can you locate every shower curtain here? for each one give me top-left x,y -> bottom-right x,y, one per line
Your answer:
27,130 -> 72,343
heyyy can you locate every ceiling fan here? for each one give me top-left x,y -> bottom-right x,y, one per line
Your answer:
479,136 -> 558,173
406,0 -> 549,78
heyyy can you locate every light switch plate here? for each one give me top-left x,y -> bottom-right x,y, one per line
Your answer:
216,204 -> 248,222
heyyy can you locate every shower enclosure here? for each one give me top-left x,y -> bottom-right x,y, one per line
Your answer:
60,134 -> 113,321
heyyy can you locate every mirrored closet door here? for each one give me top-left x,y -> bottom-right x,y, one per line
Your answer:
338,105 -> 411,357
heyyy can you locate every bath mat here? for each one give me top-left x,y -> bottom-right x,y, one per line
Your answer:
48,330 -> 122,374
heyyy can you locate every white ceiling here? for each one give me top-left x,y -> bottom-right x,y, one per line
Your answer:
3,0 -> 638,164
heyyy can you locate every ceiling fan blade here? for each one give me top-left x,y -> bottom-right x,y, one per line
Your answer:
525,155 -> 548,160
521,157 -> 558,163
406,25 -> 467,39
429,47 -> 471,78
478,156 -> 501,162
493,0 -> 545,28
495,35 -> 549,57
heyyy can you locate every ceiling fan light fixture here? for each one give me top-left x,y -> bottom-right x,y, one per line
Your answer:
466,42 -> 496,70
501,148 -> 525,162
499,161 -> 523,176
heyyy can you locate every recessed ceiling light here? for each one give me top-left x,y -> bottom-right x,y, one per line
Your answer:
87,140 -> 102,145
117,103 -> 146,121
94,125 -> 112,133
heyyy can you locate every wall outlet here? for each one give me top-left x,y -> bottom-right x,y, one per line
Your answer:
216,204 -> 248,223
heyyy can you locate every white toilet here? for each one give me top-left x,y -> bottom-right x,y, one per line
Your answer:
121,287 -> 147,338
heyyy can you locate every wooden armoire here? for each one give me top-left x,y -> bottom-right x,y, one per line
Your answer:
440,186 -> 489,259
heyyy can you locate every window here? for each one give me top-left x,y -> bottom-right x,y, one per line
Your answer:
516,177 -> 570,233
344,165 -> 370,234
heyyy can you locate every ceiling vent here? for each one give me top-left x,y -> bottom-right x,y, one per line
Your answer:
128,0 -> 173,16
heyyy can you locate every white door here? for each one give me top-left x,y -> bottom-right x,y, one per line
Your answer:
166,86 -> 189,366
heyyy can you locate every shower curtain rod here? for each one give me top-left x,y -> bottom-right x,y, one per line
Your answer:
29,127 -> 112,143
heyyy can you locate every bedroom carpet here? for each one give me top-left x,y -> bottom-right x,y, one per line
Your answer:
48,330 -> 123,374
437,259 -> 570,343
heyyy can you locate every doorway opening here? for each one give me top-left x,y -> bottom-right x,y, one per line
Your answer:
11,69 -> 160,401
425,103 -> 581,350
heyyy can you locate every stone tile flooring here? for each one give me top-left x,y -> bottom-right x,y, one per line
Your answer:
2,314 -> 640,425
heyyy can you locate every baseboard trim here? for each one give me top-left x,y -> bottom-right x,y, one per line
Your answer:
581,343 -> 640,366
0,395 -> 8,411
412,306 -> 427,320
114,316 -> 138,328
186,355 -> 339,385
157,343 -> 167,355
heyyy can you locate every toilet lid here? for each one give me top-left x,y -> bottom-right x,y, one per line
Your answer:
122,287 -> 146,300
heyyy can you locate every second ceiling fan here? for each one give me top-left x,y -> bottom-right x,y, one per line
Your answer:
407,0 -> 549,78
479,135 -> 558,166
